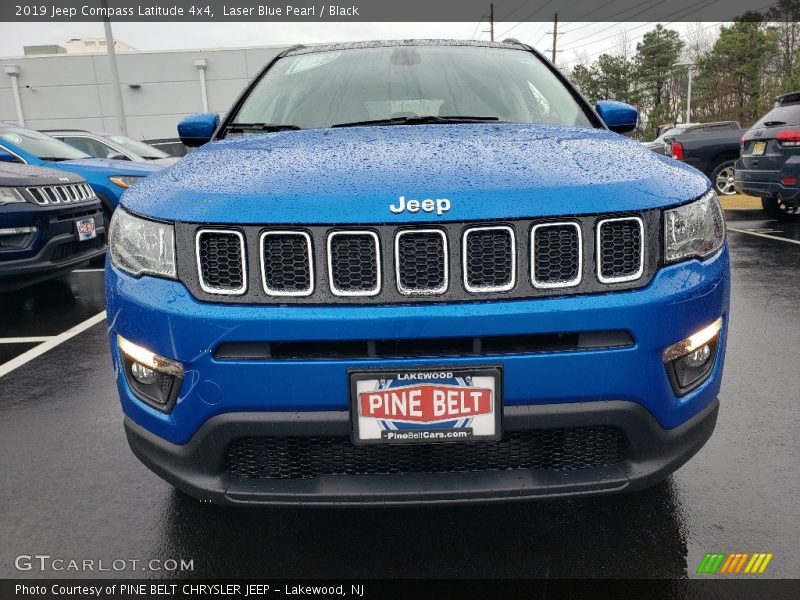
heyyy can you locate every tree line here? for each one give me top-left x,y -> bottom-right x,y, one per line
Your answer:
565,0 -> 800,139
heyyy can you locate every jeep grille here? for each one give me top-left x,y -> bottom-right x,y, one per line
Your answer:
186,211 -> 657,305
26,183 -> 94,206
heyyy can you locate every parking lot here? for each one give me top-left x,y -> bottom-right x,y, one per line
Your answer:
0,214 -> 798,579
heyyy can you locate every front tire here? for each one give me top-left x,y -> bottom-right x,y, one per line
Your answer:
710,160 -> 737,196
762,197 -> 800,222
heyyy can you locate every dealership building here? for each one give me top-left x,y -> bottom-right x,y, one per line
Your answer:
0,44 -> 286,140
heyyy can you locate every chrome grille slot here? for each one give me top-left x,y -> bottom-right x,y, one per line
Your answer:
27,187 -> 48,205
395,229 -> 447,295
260,231 -> 314,296
463,226 -> 515,293
597,217 -> 643,283
531,222 -> 582,288
327,231 -> 380,296
196,229 -> 247,295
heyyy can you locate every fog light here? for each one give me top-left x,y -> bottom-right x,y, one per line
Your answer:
663,318 -> 722,396
130,362 -> 158,385
685,345 -> 711,368
117,335 -> 184,412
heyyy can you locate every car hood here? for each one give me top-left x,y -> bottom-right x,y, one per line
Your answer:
0,162 -> 85,186
53,158 -> 164,177
123,123 -> 709,224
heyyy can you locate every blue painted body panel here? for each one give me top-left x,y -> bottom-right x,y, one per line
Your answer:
0,135 -> 162,208
106,246 -> 729,445
121,123 -> 709,224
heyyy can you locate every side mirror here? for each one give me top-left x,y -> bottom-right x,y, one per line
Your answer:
108,153 -> 131,161
178,112 -> 219,147
0,149 -> 18,163
595,100 -> 638,134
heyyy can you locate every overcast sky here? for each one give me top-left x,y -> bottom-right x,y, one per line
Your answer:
0,21 -> 716,67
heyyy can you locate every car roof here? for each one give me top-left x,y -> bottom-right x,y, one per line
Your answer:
284,39 -> 530,57
40,129 -> 92,134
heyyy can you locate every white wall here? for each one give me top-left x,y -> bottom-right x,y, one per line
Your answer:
0,46 -> 287,140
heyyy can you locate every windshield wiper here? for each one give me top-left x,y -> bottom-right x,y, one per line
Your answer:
225,122 -> 304,133
763,120 -> 787,127
41,157 -> 70,162
331,115 -> 501,128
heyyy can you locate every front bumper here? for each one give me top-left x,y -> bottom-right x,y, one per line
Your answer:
108,246 -> 729,503
124,399 -> 718,505
0,229 -> 106,290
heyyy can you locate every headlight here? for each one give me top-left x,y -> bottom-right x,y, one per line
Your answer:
109,175 -> 142,189
0,187 -> 25,206
664,191 -> 725,263
109,208 -> 176,278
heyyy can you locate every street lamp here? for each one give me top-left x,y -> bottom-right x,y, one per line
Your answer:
674,62 -> 695,124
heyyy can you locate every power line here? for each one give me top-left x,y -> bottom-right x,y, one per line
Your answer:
559,0 -> 722,53
497,0 -> 557,38
561,20 -> 725,67
471,17 -> 485,41
559,0 -> 659,36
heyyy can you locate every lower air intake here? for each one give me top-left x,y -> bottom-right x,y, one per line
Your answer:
225,426 -> 627,479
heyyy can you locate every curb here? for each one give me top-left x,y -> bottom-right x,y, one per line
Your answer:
724,209 -> 765,221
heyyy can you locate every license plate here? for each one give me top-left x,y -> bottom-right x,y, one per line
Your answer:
752,141 -> 766,156
350,367 -> 502,444
76,217 -> 97,241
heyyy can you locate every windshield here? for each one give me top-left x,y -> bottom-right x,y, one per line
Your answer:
106,135 -> 169,159
0,127 -> 90,161
753,103 -> 800,128
230,45 -> 594,131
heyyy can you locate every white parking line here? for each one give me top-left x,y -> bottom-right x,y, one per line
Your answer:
0,336 -> 54,344
73,268 -> 105,273
0,311 -> 107,379
728,227 -> 800,246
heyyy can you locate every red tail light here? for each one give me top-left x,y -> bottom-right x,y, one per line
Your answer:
671,141 -> 684,161
739,134 -> 745,148
776,129 -> 800,146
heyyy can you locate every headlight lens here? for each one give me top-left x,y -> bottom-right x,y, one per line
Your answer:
109,208 -> 176,278
664,191 -> 725,263
109,175 -> 142,189
0,187 -> 25,206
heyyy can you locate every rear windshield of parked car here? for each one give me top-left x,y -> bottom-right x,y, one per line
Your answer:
0,127 -> 89,161
753,102 -> 800,128
231,46 -> 595,130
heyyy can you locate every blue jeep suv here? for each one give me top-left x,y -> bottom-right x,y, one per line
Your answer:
106,40 -> 729,505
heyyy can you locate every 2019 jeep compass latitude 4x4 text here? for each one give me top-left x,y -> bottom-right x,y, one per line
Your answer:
106,40 -> 729,505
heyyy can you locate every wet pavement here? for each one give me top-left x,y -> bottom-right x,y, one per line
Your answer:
0,219 -> 798,579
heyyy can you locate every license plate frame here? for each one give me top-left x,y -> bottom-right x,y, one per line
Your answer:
75,217 -> 97,241
349,366 -> 503,445
752,141 -> 766,156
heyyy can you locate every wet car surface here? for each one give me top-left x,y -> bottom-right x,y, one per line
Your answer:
0,219 -> 797,579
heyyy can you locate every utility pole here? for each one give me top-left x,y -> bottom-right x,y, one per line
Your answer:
551,13 -> 558,63
483,3 -> 495,42
102,0 -> 127,135
674,62 -> 695,123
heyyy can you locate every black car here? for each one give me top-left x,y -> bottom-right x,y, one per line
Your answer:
0,163 -> 106,291
643,121 -> 740,156
736,91 -> 800,222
